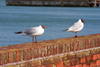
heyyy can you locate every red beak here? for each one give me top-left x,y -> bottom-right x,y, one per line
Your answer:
45,27 -> 48,28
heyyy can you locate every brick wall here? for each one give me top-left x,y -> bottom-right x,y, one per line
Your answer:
0,33 -> 100,67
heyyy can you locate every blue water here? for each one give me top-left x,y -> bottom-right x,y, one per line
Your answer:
0,0 -> 100,47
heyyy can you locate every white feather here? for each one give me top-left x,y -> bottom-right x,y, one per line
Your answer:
67,19 -> 84,32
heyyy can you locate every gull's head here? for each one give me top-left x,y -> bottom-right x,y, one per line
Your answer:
80,19 -> 85,23
40,25 -> 48,29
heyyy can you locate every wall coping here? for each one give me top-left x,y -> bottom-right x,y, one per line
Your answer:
0,33 -> 100,66
0,33 -> 100,53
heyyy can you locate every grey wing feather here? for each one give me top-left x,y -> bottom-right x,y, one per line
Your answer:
22,28 -> 38,35
69,22 -> 82,30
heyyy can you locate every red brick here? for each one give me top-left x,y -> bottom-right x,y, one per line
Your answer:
97,38 -> 100,47
88,39 -> 91,48
74,42 -> 79,51
90,61 -> 96,67
53,45 -> 57,55
95,39 -> 98,47
37,66 -> 45,67
80,57 -> 86,63
28,49 -> 30,60
97,54 -> 100,59
59,44 -> 63,53
55,61 -> 63,67
38,47 -> 42,57
3,52 -> 9,64
23,49 -> 28,60
66,43 -> 70,52
96,60 -> 100,66
32,48 -> 39,58
63,64 -> 66,67
93,54 -> 97,60
8,52 -> 12,63
57,45 -> 60,54
71,58 -> 79,65
68,62 -> 72,66
44,46 -> 47,56
16,51 -> 20,62
70,42 -> 74,51
0,53 -> 4,65
85,40 -> 89,49
97,66 -> 100,67
70,66 -> 75,67
71,59 -> 75,65
47,46 -> 53,56
83,63 -> 90,67
46,64 -> 52,67
86,56 -> 92,62
19,50 -> 24,61
75,64 -> 82,67
75,58 -> 80,65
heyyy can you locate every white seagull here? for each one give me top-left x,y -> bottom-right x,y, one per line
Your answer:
15,25 -> 47,43
63,19 -> 85,38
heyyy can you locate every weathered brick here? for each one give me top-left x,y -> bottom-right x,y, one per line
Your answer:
38,47 -> 42,57
28,48 -> 31,60
32,47 -> 39,58
75,64 -> 82,67
66,43 -> 70,52
71,59 -> 75,65
90,61 -> 96,67
12,51 -> 17,62
83,63 -> 90,67
59,44 -> 63,53
96,60 -> 100,66
74,58 -> 80,65
19,50 -> 24,61
85,40 -> 89,49
44,46 -> 47,56
63,64 -> 66,67
37,65 -> 45,67
23,49 -> 28,60
93,54 -> 98,60
16,51 -> 20,62
53,45 -> 57,55
74,42 -> 79,51
45,64 -> 53,67
70,42 -> 74,51
86,56 -> 92,62
0,53 -> 4,65
55,61 -> 63,67
47,46 -> 52,56
62,44 -> 66,53
8,52 -> 12,63
78,41 -> 84,50
80,57 -> 86,64
70,66 -> 76,67
97,54 -> 100,59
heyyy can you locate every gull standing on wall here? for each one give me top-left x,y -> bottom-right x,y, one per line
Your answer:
15,25 -> 47,43
63,19 -> 85,37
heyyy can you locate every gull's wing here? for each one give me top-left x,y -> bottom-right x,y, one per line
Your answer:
22,27 -> 39,35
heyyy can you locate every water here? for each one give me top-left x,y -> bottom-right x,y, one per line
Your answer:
0,0 -> 100,47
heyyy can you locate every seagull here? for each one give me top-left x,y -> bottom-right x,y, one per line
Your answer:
15,25 -> 47,43
63,19 -> 85,38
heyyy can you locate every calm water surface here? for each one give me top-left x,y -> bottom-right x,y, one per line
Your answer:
0,0 -> 100,47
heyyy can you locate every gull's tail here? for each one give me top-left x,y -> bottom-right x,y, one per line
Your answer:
62,29 -> 69,31
14,31 -> 22,34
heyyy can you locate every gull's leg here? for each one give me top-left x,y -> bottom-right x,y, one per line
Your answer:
75,32 -> 77,38
35,36 -> 38,43
32,37 -> 34,42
